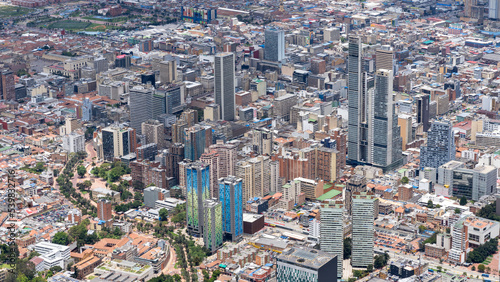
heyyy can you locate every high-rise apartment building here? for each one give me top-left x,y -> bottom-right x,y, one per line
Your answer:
236,156 -> 278,200
136,143 -> 158,161
351,192 -> 375,268
184,124 -> 213,161
323,27 -> 340,43
276,247 -> 337,282
373,68 -> 403,171
203,199 -> 223,253
416,94 -> 430,132
160,59 -> 177,85
219,176 -> 243,242
97,199 -> 112,221
101,126 -> 137,162
264,28 -> 285,62
420,121 -> 455,169
320,201 -> 344,279
376,47 -> 394,72
215,53 -> 235,121
200,149 -> 220,198
398,114 -> 413,151
186,162 -> 210,237
141,120 -> 166,149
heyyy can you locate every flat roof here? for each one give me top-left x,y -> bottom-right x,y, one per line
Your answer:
317,189 -> 341,201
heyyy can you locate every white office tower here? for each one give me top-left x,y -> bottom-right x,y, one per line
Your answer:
351,192 -> 375,268
215,53 -> 235,121
320,200 -> 344,279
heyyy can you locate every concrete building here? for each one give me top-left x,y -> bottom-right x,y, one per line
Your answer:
204,104 -> 220,121
420,121 -> 456,169
215,53 -> 235,121
274,94 -> 298,121
141,120 -> 166,149
82,97 -> 93,121
101,126 -> 137,162
351,192 -> 375,268
320,201 -> 343,279
33,242 -> 70,271
62,133 -> 85,153
236,155 -> 278,200
160,59 -> 177,85
144,186 -> 169,208
264,28 -> 285,62
416,94 -> 431,132
452,165 -> 497,201
276,247 -> 337,282
345,175 -> 367,215
184,124 -> 213,161
252,128 -> 273,155
130,86 -> 155,134
97,199 -> 112,221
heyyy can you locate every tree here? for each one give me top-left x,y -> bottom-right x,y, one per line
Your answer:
455,208 -> 461,214
49,266 -> 63,273
159,208 -> 168,221
343,237 -> 352,259
477,264 -> 485,273
427,200 -> 434,208
401,176 -> 409,184
367,264 -> 373,272
52,232 -> 70,245
91,166 -> 100,177
471,265 -> 475,271
77,165 -> 86,178
418,225 -> 426,234
460,196 -> 467,206
437,266 -> 442,272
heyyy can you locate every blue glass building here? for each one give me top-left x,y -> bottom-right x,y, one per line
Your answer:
218,176 -> 243,242
186,161 -> 210,237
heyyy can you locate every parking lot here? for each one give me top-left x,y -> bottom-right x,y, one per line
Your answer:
30,204 -> 72,224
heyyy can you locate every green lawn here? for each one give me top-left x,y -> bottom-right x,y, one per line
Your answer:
82,16 -> 127,22
482,255 -> 493,265
0,6 -> 31,18
48,20 -> 91,30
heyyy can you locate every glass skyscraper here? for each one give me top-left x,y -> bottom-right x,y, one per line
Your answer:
264,28 -> 285,62
186,162 -> 210,237
219,176 -> 243,242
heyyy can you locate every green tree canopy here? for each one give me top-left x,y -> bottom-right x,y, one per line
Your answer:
52,232 -> 70,245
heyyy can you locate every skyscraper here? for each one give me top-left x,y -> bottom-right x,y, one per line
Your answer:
320,201 -> 344,279
0,70 -> 15,101
101,126 -> 137,162
420,121 -> 455,169
203,199 -> 223,253
373,68 -> 403,171
184,124 -> 213,161
264,28 -> 285,62
186,162 -> 210,237
97,199 -> 112,221
252,128 -> 273,155
351,192 -> 375,268
236,156 -> 276,200
345,175 -> 367,215
215,53 -> 235,121
219,176 -> 243,242
129,86 -> 154,134
489,0 -> 500,19
200,149 -> 220,198
276,247 -> 337,282
375,47 -> 394,72
347,36 -> 371,165
417,94 -> 430,132
142,120 -> 166,149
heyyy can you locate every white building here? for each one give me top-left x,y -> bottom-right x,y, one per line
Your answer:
62,133 -> 85,153
320,201 -> 344,279
33,242 -> 70,271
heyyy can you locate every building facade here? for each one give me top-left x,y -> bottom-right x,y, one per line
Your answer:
215,53 -> 235,121
320,201 -> 343,279
351,192 -> 375,268
186,162 -> 210,237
